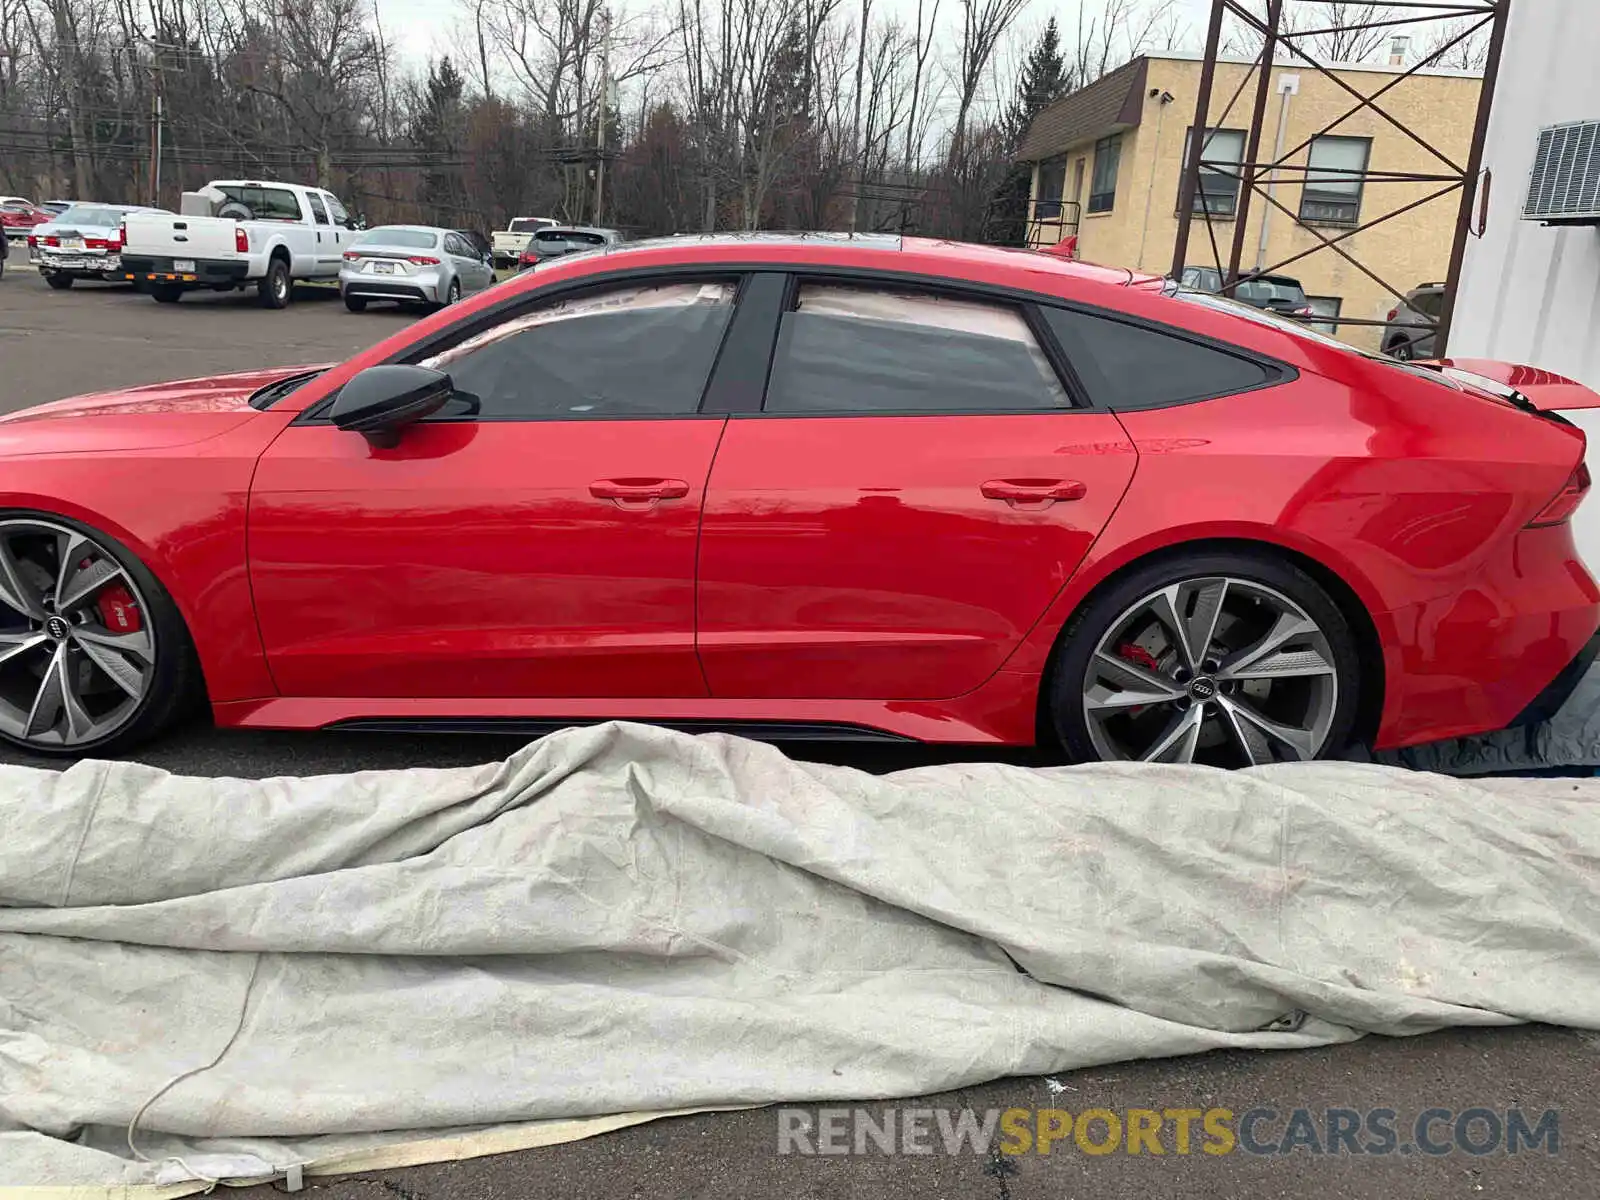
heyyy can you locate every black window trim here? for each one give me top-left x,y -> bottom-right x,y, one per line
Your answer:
295,261 -> 1294,425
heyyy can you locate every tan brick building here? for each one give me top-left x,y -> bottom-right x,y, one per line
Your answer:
1018,52 -> 1482,349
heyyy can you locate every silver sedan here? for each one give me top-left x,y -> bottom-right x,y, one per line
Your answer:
339,225 -> 496,312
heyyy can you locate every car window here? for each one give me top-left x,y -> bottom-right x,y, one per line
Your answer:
509,218 -> 550,233
307,194 -> 329,225
419,280 -> 736,419
1235,277 -> 1306,304
57,206 -> 125,227
1042,306 -> 1276,410
216,185 -> 304,221
356,228 -> 438,250
763,284 -> 1070,414
325,195 -> 351,227
1410,291 -> 1444,319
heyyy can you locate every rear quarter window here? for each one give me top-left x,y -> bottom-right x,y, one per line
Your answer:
1042,306 -> 1280,410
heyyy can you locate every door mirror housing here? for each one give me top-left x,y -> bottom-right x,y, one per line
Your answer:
330,365 -> 454,448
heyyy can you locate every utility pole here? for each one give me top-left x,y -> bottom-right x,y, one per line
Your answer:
593,5 -> 611,226
150,88 -> 163,207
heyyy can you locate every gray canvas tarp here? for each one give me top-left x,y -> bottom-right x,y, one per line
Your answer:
3,721 -> 1600,1188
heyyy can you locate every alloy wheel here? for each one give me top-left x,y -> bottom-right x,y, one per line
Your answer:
0,518 -> 156,748
1081,576 -> 1339,766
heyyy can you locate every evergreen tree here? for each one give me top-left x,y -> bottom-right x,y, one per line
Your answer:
412,57 -> 468,225
987,20 -> 1070,246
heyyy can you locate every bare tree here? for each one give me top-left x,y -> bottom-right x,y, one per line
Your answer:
947,0 -> 1028,166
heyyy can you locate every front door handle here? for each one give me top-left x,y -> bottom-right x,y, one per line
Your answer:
590,478 -> 691,509
980,478 -> 1087,509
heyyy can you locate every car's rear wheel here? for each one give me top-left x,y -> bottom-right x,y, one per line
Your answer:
344,293 -> 367,313
1051,552 -> 1359,766
44,273 -> 72,290
258,258 -> 291,309
0,515 -> 200,756
1390,339 -> 1415,361
442,277 -> 461,308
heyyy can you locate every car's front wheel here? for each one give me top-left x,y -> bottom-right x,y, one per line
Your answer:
0,514 -> 200,756
1051,552 -> 1359,767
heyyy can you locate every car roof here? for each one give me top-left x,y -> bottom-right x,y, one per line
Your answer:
364,224 -> 448,235
539,225 -> 622,236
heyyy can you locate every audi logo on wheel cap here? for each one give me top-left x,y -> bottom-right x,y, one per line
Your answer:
1189,677 -> 1218,700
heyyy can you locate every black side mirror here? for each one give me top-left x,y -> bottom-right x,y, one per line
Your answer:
331,365 -> 454,448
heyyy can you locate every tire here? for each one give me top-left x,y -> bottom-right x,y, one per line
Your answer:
149,283 -> 182,304
1390,340 -> 1414,361
440,277 -> 461,309
258,257 -> 292,309
44,273 -> 73,290
0,512 -> 204,757
1050,550 -> 1360,767
343,293 -> 368,313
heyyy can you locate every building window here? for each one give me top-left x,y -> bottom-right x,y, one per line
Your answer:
1306,296 -> 1343,336
1034,158 -> 1067,221
1181,128 -> 1246,217
1088,135 -> 1121,214
1300,136 -> 1371,225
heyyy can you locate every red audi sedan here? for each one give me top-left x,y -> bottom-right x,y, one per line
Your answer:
0,234 -> 1595,764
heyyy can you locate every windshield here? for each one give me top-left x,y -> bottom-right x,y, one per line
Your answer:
509,218 -> 550,233
357,228 -> 438,249
56,206 -> 128,228
535,229 -> 607,249
1234,277 -> 1307,304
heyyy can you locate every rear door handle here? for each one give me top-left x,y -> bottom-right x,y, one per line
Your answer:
590,478 -> 691,508
980,479 -> 1087,509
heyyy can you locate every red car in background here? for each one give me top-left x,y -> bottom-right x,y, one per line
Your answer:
0,234 -> 1594,762
0,198 -> 53,251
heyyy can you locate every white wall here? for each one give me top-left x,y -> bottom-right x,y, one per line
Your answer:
1453,0 -> 1600,379
1451,0 -> 1600,568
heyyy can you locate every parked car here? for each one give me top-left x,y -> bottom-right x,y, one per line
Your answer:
120,180 -> 356,307
1383,282 -> 1446,360
1179,266 -> 1316,318
29,204 -> 167,288
339,225 -> 495,312
0,234 -> 1592,761
1,198 -> 52,248
491,216 -> 560,268
516,225 -> 625,270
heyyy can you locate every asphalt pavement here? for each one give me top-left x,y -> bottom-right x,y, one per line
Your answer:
0,266 -> 1595,1200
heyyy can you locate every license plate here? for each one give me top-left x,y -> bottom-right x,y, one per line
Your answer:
174,259 -> 195,273
373,261 -> 396,274
62,238 -> 83,250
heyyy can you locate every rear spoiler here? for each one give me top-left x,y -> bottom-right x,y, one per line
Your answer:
1413,358 -> 1600,414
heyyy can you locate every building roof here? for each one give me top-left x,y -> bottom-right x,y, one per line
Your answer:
1017,57 -> 1149,163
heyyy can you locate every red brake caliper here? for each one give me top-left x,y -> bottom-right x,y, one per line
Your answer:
1117,643 -> 1161,716
95,580 -> 143,633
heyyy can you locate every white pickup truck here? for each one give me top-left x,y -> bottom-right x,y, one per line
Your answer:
490,216 -> 559,269
120,180 -> 357,307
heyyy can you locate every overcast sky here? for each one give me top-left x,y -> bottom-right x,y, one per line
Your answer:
371,0 -> 1221,70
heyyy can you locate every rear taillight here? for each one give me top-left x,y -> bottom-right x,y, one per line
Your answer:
43,235 -> 58,247
1386,308 -> 1399,322
342,251 -> 361,261
235,226 -> 249,253
407,255 -> 440,266
84,237 -> 108,250
1529,463 -> 1592,528
25,235 -> 36,248
108,231 -> 122,252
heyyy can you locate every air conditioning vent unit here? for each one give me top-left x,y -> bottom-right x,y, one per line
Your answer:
1523,120 -> 1600,225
